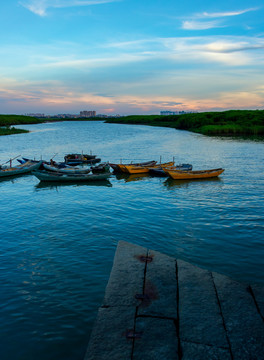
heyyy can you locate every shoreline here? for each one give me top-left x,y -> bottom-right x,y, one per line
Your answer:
1,110 -> 264,138
105,110 -> 264,138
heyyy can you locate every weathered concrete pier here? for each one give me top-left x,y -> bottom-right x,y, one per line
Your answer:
85,241 -> 264,359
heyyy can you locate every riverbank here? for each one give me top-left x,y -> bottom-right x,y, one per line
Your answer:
105,110 -> 264,138
0,115 -> 42,135
0,126 -> 29,136
1,110 -> 264,138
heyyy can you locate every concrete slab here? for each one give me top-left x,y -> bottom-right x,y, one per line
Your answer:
84,306 -> 135,360
181,341 -> 232,360
137,249 -> 177,318
178,260 -> 229,348
85,241 -> 264,360
102,241 -> 147,307
250,284 -> 264,320
213,272 -> 264,360
133,317 -> 178,360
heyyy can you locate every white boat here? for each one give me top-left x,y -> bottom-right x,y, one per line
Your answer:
32,170 -> 111,182
43,163 -> 91,174
0,160 -> 43,178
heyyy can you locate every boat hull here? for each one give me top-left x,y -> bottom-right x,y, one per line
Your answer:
43,163 -> 91,174
149,164 -> 193,177
149,168 -> 168,177
163,168 -> 225,180
116,164 -> 129,173
64,153 -> 100,165
109,161 -> 157,173
0,161 -> 42,178
91,163 -> 111,174
32,170 -> 111,182
124,161 -> 174,174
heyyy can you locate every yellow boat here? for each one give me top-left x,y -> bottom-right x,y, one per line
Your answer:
116,164 -> 129,173
162,167 -> 225,180
110,160 -> 157,173
124,161 -> 174,174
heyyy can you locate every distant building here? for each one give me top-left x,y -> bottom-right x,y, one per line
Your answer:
96,114 -> 108,118
80,111 -> 96,117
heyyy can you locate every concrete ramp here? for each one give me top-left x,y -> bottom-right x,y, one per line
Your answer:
85,241 -> 264,360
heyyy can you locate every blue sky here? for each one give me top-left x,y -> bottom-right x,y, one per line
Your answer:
0,0 -> 264,115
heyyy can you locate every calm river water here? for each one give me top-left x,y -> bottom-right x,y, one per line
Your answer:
0,121 -> 263,359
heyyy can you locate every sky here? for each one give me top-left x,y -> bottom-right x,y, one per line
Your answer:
0,0 -> 264,115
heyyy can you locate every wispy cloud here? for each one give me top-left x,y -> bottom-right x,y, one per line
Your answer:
198,8 -> 259,18
2,79 -> 263,114
182,20 -> 223,30
20,0 -> 120,16
104,36 -> 264,67
1,33 -> 264,113
181,7 -> 259,30
1,35 -> 263,77
202,40 -> 264,53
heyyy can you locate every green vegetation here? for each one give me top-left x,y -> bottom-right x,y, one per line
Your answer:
0,115 -> 43,136
1,110 -> 264,138
0,114 -> 42,126
105,110 -> 264,138
0,126 -> 29,136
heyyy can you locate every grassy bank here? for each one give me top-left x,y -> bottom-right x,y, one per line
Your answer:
0,126 -> 29,136
105,110 -> 264,137
0,115 -> 43,136
0,114 -> 43,126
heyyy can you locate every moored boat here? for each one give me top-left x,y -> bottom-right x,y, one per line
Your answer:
43,163 -> 91,174
162,167 -> 225,180
17,157 -> 40,164
149,163 -> 193,177
64,153 -> 100,165
0,160 -> 43,178
90,162 -> 111,174
148,167 -> 168,177
32,170 -> 111,182
109,160 -> 157,173
124,161 -> 174,174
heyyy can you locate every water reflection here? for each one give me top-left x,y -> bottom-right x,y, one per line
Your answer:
115,172 -> 150,182
164,177 -> 223,189
0,173 -> 32,183
34,179 -> 112,191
